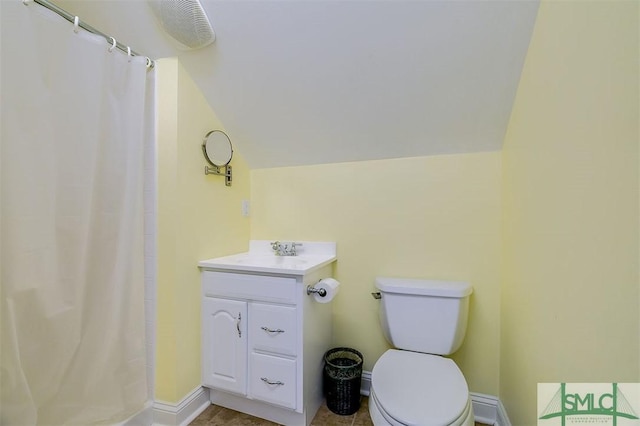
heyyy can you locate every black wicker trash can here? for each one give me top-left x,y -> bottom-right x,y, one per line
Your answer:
323,347 -> 363,415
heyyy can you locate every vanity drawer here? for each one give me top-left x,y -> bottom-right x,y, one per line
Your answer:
250,353 -> 296,409
203,271 -> 296,304
250,303 -> 297,356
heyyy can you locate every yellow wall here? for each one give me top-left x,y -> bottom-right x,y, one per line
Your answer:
501,1 -> 639,424
251,152 -> 502,395
155,58 -> 251,402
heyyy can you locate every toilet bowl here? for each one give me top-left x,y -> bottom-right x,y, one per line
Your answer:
370,277 -> 474,426
368,350 -> 474,426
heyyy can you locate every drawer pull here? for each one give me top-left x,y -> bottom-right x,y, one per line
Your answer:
261,326 -> 285,334
261,377 -> 285,386
236,312 -> 242,338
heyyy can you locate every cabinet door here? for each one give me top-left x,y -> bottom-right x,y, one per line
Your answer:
202,297 -> 247,395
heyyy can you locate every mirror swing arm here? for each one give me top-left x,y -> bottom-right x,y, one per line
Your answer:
202,130 -> 233,186
204,163 -> 232,186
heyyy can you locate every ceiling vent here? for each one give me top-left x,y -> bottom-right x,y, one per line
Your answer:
148,0 -> 215,50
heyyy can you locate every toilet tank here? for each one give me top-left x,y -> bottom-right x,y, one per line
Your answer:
375,277 -> 473,355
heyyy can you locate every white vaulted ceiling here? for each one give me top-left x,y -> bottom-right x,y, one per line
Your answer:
55,0 -> 539,169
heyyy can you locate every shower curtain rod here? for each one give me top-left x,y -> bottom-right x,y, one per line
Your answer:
26,0 -> 155,68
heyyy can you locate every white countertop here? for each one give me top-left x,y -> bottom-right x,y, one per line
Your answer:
198,240 -> 337,276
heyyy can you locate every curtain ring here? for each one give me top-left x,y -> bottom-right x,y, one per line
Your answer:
108,37 -> 117,53
73,16 -> 80,33
127,46 -> 132,62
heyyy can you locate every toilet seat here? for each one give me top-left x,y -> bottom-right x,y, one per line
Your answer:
370,389 -> 473,426
370,350 -> 471,426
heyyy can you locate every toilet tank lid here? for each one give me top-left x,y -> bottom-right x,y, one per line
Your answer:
375,277 -> 472,298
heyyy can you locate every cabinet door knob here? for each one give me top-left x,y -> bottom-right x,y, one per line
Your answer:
260,326 -> 285,334
261,377 -> 284,386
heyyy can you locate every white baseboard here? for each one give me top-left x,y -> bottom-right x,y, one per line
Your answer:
149,375 -> 512,426
360,370 -> 372,396
496,398 -> 512,426
117,401 -> 154,426
469,393 -> 500,425
471,393 -> 511,426
153,386 -> 210,426
360,370 -> 511,426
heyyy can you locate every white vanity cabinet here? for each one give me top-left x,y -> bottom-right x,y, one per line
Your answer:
199,242 -> 336,426
202,295 -> 299,409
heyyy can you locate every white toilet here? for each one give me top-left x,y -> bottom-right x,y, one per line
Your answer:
369,277 -> 474,426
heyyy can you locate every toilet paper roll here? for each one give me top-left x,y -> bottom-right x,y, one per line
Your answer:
313,278 -> 340,303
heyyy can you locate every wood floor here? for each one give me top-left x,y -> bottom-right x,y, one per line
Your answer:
189,397 -> 488,425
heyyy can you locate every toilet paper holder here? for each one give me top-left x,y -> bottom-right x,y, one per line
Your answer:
307,278 -> 340,303
306,284 -> 327,297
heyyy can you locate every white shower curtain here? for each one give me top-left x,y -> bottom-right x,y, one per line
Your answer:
1,1 -> 152,424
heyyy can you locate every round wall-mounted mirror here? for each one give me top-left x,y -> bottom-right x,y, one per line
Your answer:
202,130 -> 233,167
